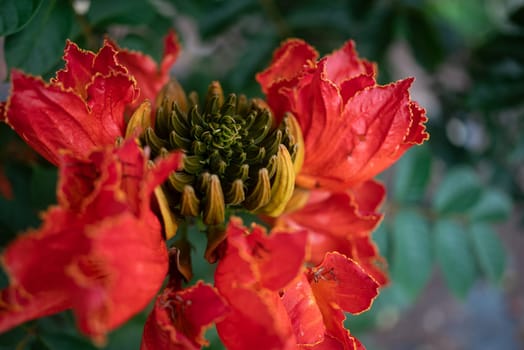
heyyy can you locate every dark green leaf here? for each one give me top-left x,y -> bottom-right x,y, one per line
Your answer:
0,162 -> 40,240
434,219 -> 477,298
104,311 -> 148,350
468,188 -> 512,222
0,326 -> 30,349
117,13 -> 172,63
347,0 -> 378,19
286,2 -> 351,34
427,0 -> 494,44
87,0 -> 156,26
392,145 -> 432,203
372,221 -> 389,260
38,333 -> 96,350
4,0 -> 74,76
390,210 -> 432,300
475,33 -> 524,64
402,7 -> 444,71
509,5 -> 524,27
30,166 -> 57,211
226,29 -> 278,95
199,0 -> 258,38
468,73 -> 524,110
0,0 -> 43,36
433,166 -> 482,215
359,6 -> 396,63
469,224 -> 506,284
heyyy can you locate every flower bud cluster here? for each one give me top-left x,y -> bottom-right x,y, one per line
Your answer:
142,80 -> 300,226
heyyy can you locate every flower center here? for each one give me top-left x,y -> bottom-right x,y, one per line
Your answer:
141,81 -> 299,226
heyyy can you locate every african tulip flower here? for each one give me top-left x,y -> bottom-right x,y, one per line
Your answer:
257,39 -> 429,191
0,140 -> 180,341
256,39 -> 429,287
212,218 -> 379,350
3,32 -> 179,165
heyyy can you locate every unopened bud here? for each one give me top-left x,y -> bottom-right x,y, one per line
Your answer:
126,101 -> 152,138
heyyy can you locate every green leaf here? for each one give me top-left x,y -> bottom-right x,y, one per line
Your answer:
433,166 -> 483,215
509,5 -> 524,27
30,166 -> 57,211
199,0 -> 258,38
469,224 -> 506,284
468,188 -> 512,222
434,219 -> 477,298
390,210 -> 432,300
225,29 -> 278,95
402,7 -> 444,71
0,162 -> 40,240
468,73 -> 524,110
372,221 -> 389,260
38,333 -> 97,350
87,0 -> 156,26
475,33 -> 524,64
116,13 -> 172,63
392,145 -> 432,203
4,0 -> 74,76
104,311 -> 148,350
0,0 -> 43,36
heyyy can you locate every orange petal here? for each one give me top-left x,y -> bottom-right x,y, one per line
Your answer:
110,31 -> 181,111
141,282 -> 228,350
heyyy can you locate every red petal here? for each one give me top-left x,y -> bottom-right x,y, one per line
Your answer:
351,179 -> 385,213
404,101 -> 430,146
305,253 -> 378,349
281,274 -> 326,346
0,208 -> 86,333
86,72 -> 139,135
111,31 -> 181,110
53,41 -> 127,100
214,218 -> 304,350
161,31 -> 182,75
0,141 -> 173,340
308,252 -> 379,315
245,225 -> 308,290
215,287 -> 296,350
5,70 -> 137,165
297,78 -> 423,189
348,236 -> 388,286
141,282 -> 228,350
53,40 -> 96,98
0,285 -> 70,332
216,218 -> 307,290
303,333 -> 362,350
256,39 -> 318,94
71,212 -> 168,339
324,40 -> 375,86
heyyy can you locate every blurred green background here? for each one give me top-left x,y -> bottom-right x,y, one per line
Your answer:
1,0 -> 523,349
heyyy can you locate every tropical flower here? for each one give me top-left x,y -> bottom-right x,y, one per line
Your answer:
3,32 -> 179,165
0,139 -> 180,342
257,39 -> 429,191
211,218 -> 379,350
0,33 -> 182,343
256,39 -> 429,285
